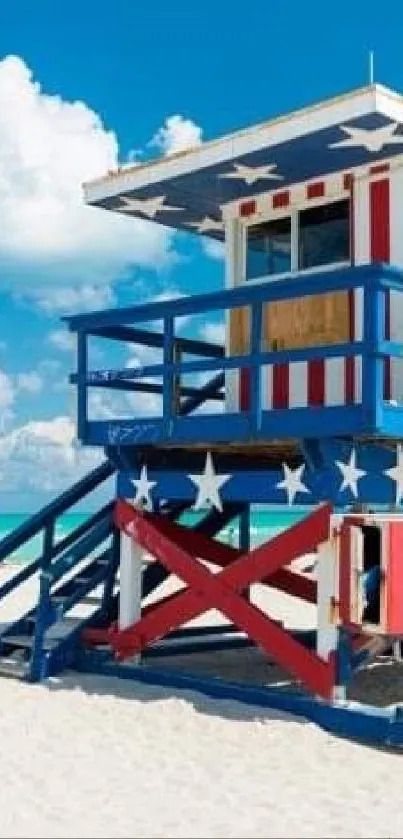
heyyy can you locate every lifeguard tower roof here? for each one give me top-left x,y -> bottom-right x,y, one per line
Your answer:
84,83 -> 403,239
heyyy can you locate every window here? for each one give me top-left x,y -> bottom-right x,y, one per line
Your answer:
244,198 -> 350,282
246,217 -> 292,280
298,199 -> 350,270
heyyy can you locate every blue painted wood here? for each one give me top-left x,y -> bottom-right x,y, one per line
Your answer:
84,340 -> 363,385
116,436 -> 403,507
163,315 -> 174,438
64,263 -> 402,331
77,330 -> 88,442
86,325 -> 224,358
0,461 -> 114,565
75,651 -> 403,749
362,284 -> 384,431
49,519 -> 111,584
250,303 -> 263,435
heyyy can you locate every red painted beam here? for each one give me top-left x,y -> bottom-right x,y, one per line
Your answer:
143,514 -> 317,602
112,503 -> 334,698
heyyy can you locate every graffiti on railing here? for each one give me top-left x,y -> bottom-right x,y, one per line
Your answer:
107,422 -> 160,445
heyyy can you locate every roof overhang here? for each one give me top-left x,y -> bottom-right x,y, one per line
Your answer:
83,83 -> 403,239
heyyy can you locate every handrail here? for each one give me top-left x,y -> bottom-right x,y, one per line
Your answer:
0,460 -> 114,564
64,263 -> 402,331
84,340 -> 364,388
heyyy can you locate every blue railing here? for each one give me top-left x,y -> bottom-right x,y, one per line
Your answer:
0,460 -> 115,608
64,263 -> 403,447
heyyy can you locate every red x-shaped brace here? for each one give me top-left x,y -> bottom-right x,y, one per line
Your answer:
111,500 -> 335,698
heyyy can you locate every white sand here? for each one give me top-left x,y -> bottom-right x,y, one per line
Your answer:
0,566 -> 402,838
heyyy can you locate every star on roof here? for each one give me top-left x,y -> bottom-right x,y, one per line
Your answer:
186,216 -> 224,234
219,162 -> 283,186
130,464 -> 157,511
329,122 -> 403,154
116,195 -> 183,218
384,445 -> 403,505
189,452 -> 231,513
336,449 -> 366,499
276,463 -> 310,506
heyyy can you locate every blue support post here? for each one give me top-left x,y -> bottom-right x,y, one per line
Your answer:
163,315 -> 174,438
362,281 -> 384,431
77,330 -> 88,442
250,303 -> 263,435
334,626 -> 353,700
239,505 -> 251,601
29,520 -> 55,682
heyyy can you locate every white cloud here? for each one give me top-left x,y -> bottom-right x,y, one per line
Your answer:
0,416 -> 103,493
34,283 -> 116,314
16,372 -> 43,393
202,238 -> 225,261
0,369 -> 14,432
48,329 -> 75,352
150,114 -> 202,156
201,321 -> 225,345
0,55 -> 176,296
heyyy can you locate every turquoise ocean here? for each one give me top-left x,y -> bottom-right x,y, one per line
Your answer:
0,509 -> 305,564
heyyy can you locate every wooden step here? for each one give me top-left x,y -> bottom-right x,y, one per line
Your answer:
0,657 -> 27,679
1,635 -> 55,651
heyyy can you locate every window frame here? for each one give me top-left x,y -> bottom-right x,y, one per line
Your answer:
241,193 -> 351,286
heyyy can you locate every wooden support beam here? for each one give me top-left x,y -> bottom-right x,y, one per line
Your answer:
111,502 -> 334,698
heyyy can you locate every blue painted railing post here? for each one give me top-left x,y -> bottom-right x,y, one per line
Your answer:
29,519 -> 55,682
239,505 -> 251,601
163,316 -> 175,438
250,303 -> 263,435
362,279 -> 384,432
77,330 -> 88,443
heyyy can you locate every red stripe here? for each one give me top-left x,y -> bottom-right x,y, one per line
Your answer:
370,163 -> 390,175
307,181 -> 325,199
308,360 -> 325,405
240,370 -> 250,410
239,200 -> 256,217
370,177 -> 390,398
273,190 -> 290,209
272,364 -> 289,408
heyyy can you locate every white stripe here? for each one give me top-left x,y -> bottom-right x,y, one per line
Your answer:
288,361 -> 307,407
354,176 -> 370,265
325,358 -> 345,406
264,365 -> 273,410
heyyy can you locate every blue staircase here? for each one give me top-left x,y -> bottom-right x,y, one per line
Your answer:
0,460 -> 117,681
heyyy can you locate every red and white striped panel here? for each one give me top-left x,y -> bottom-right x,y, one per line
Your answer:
227,164 -> 396,411
237,174 -> 351,219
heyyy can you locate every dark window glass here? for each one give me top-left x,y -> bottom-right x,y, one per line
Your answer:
298,199 -> 350,270
246,217 -> 292,280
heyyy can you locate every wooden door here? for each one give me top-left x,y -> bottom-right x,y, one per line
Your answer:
265,291 -> 350,351
228,290 -> 351,408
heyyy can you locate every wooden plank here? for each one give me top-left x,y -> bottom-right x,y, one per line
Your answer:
266,291 -> 350,351
112,503 -> 334,698
229,306 -> 250,354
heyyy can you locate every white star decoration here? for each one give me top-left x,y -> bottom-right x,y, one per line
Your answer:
336,449 -> 367,499
189,452 -> 231,512
219,162 -> 283,186
329,122 -> 403,154
384,445 -> 403,504
186,216 -> 223,234
276,463 -> 310,506
130,465 -> 156,511
116,195 -> 182,218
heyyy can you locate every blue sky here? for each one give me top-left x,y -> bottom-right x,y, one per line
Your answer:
0,0 -> 402,511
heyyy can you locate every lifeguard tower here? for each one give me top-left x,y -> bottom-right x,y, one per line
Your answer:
2,83 -> 403,746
